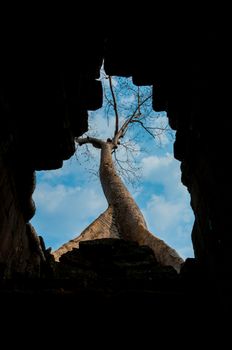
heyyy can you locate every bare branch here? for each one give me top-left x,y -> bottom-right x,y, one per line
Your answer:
112,93 -> 152,146
103,82 -> 114,108
76,137 -> 105,149
103,81 -> 114,127
114,148 -> 141,186
108,76 -> 119,136
132,120 -> 156,139
130,93 -> 152,120
75,73 -> 170,186
137,86 -> 141,117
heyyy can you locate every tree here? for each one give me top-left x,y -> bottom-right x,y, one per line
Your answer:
54,74 -> 183,272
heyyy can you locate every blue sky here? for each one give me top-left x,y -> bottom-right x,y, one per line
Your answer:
31,76 -> 194,259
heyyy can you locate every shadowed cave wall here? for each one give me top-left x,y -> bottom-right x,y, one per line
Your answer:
0,19 -> 231,284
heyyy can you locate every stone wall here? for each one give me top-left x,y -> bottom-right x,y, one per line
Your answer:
0,149 -> 44,277
0,28 -> 104,277
103,21 -> 231,279
1,16 -> 231,279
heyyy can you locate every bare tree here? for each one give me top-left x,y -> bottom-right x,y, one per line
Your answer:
53,74 -> 183,272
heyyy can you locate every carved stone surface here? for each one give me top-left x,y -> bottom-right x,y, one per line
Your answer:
54,238 -> 178,291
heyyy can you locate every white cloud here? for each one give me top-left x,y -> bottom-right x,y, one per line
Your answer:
140,152 -> 194,259
34,183 -> 78,213
146,195 -> 184,230
120,95 -> 135,104
142,193 -> 194,259
32,181 -> 107,249
88,111 -> 115,140
37,156 -> 82,181
34,182 -> 106,217
143,194 -> 192,232
141,152 -> 187,198
141,153 -> 173,178
154,132 -> 170,146
151,115 -> 171,146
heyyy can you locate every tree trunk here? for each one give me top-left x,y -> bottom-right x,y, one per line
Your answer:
100,142 -> 183,272
53,140 -> 184,272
